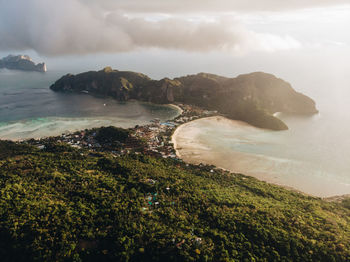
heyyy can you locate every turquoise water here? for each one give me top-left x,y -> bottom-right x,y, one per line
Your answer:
0,69 -> 179,140
2,68 -> 350,197
175,111 -> 350,197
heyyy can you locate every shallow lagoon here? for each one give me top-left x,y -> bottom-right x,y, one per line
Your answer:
0,70 -> 180,140
173,115 -> 350,197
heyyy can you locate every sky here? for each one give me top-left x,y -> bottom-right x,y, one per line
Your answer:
1,0 -> 349,55
0,0 -> 349,106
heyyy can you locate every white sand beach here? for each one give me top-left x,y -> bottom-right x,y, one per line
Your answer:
172,116 -> 350,197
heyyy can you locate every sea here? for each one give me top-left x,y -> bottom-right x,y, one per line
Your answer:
173,72 -> 350,198
0,69 -> 180,140
2,68 -> 350,197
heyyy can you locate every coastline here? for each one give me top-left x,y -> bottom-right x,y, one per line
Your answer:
2,98 -> 348,199
167,103 -> 183,115
0,101 -> 182,142
171,116 -> 286,183
172,116 -> 251,158
171,115 -> 349,199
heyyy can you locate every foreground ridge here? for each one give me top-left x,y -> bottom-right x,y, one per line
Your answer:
0,124 -> 349,261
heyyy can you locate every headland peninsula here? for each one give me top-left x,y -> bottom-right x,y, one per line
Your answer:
50,67 -> 318,131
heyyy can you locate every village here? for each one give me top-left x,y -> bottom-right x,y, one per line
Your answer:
27,103 -> 219,160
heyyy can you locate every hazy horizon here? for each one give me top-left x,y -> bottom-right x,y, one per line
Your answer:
1,0 -> 349,110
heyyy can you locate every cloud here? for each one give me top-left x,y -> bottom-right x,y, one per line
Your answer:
85,0 -> 350,13
0,0 -> 302,56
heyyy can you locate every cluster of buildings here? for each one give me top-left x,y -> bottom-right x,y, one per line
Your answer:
31,131 -> 103,151
173,104 -> 218,124
130,104 -> 218,159
29,103 -> 219,159
60,132 -> 101,149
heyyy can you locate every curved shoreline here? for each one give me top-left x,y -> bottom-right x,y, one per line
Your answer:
172,115 -> 256,160
171,116 -> 350,199
0,100 -> 181,142
171,116 -> 265,174
171,116 -> 311,196
167,103 -> 183,115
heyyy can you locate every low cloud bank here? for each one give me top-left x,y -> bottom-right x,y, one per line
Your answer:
0,0 -> 302,56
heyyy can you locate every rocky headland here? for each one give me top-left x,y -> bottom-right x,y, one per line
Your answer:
0,55 -> 47,72
50,67 -> 318,130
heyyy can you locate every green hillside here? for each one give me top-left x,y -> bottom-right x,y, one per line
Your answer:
0,140 -> 349,261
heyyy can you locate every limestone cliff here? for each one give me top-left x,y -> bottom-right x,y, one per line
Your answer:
0,55 -> 47,72
173,72 -> 317,115
50,68 -> 318,130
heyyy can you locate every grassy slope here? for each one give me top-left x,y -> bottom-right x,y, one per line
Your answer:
0,141 -> 349,261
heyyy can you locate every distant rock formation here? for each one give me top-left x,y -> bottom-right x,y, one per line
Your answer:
50,68 -> 318,130
0,55 -> 47,72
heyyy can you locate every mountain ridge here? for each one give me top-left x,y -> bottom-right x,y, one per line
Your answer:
50,68 -> 318,130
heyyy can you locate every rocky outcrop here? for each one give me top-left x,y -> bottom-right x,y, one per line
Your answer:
173,72 -> 318,115
0,55 -> 47,72
228,72 -> 318,114
50,68 -> 318,130
50,67 -> 150,100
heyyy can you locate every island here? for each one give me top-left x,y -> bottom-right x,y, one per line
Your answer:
50,67 -> 318,130
0,55 -> 47,72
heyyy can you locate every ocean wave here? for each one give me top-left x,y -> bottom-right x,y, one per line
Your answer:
0,116 -> 150,141
1,92 -> 25,96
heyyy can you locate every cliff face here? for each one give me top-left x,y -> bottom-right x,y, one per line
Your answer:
228,72 -> 318,114
51,67 -> 150,100
50,68 -> 318,130
0,55 -> 47,72
172,72 -> 317,115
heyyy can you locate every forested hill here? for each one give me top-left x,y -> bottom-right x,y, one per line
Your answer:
50,68 -> 318,130
0,139 -> 349,261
